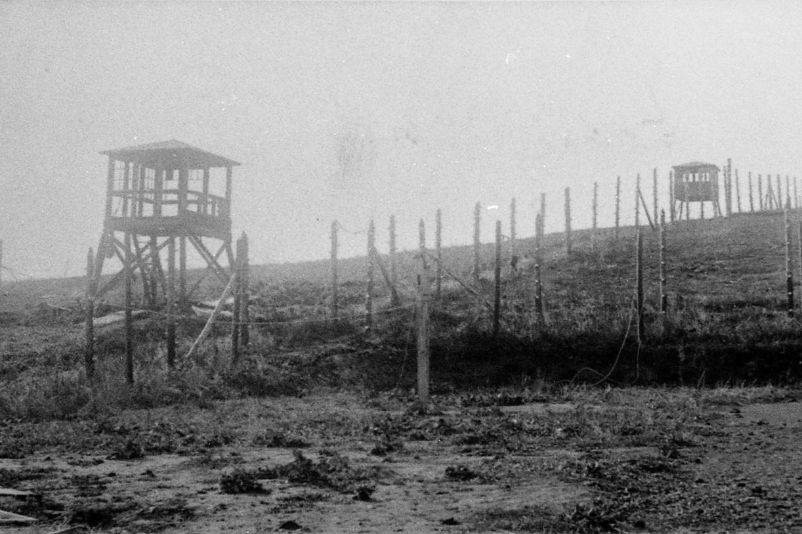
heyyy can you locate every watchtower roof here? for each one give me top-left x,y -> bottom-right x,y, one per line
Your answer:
672,161 -> 720,172
100,139 -> 240,168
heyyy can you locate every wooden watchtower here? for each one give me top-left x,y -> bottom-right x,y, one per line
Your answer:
90,140 -> 240,307
671,161 -> 721,220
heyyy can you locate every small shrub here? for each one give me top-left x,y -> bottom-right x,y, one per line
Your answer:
220,468 -> 268,494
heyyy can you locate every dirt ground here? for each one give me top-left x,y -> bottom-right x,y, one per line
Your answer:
2,387 -> 802,533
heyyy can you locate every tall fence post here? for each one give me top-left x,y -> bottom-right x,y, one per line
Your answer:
231,235 -> 243,365
366,220 -> 375,329
167,236 -> 176,369
635,173 -> 641,229
510,197 -> 516,263
435,209 -> 442,299
540,193 -> 546,239
615,176 -> 621,239
493,220 -> 502,338
416,219 -> 431,406
785,206 -> 794,317
590,182 -> 599,252
241,233 -> 250,347
758,174 -> 764,211
659,209 -> 667,315
564,187 -> 572,255
124,232 -> 133,384
669,170 -> 675,223
735,169 -> 742,213
534,212 -> 545,325
748,171 -> 754,213
787,175 -> 791,207
652,168 -> 658,228
473,201 -> 481,283
389,215 -> 399,306
84,247 -> 95,380
635,230 -> 644,345
725,158 -> 733,217
330,221 -> 339,319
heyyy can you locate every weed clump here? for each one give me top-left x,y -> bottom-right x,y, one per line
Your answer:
220,468 -> 268,494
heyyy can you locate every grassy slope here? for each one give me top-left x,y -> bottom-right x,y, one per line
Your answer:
2,210 -> 802,403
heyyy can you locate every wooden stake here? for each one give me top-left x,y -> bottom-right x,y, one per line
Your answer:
777,174 -> 785,210
635,230 -> 644,344
416,219 -> 431,405
389,215 -> 399,306
652,168 -> 658,228
123,232 -> 133,383
635,173 -> 641,228
494,219 -> 502,338
435,209 -> 442,299
185,270 -> 238,362
331,221 -> 338,319
84,247 -> 95,380
231,236 -> 243,364
534,213 -> 544,325
167,236 -> 176,369
735,169 -> 741,213
564,187 -> 572,255
726,158 -> 733,217
540,192 -> 546,238
473,201 -> 481,283
758,174 -> 764,211
786,207 -> 794,317
659,210 -> 667,314
615,176 -> 621,239
366,220 -> 375,328
241,233 -> 250,347
510,197 -> 516,261
749,171 -> 754,213
669,170 -> 675,223
590,182 -> 599,251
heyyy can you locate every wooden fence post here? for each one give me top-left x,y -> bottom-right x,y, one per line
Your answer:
735,169 -> 741,213
84,247 -> 95,380
758,174 -> 764,211
635,230 -> 644,345
510,197 -> 516,262
748,171 -> 754,213
590,182 -> 599,251
540,193 -> 546,239
389,215 -> 399,306
659,210 -> 667,314
669,171 -> 675,223
777,174 -> 785,210
564,187 -> 572,254
494,220 -> 502,338
787,175 -> 791,207
473,201 -> 481,283
653,168 -> 658,228
366,220 -> 375,328
416,219 -> 431,406
167,236 -> 176,369
635,173 -> 641,229
331,221 -> 338,319
241,233 -> 250,347
231,236 -> 244,365
726,158 -> 733,217
124,233 -> 133,383
535,213 -> 544,325
435,209 -> 442,299
786,207 -> 794,317
615,176 -> 621,239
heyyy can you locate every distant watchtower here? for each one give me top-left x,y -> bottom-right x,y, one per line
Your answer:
671,161 -> 721,220
91,140 -> 240,307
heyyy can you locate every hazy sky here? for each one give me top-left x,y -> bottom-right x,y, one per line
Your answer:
3,1 -> 802,279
